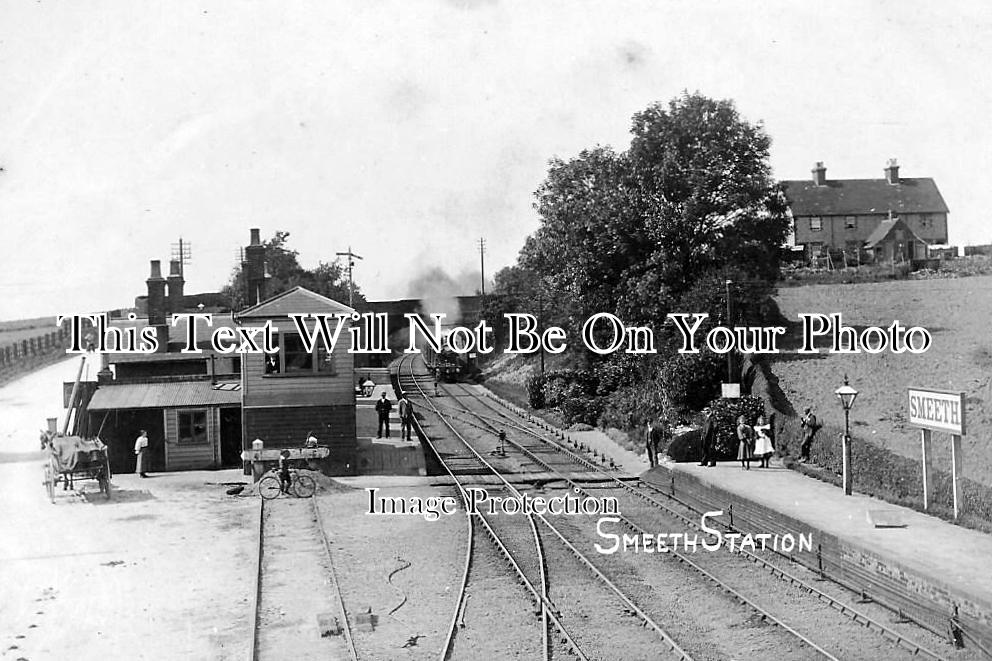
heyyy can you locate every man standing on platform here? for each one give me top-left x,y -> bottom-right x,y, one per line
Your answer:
134,429 -> 149,478
799,407 -> 818,463
698,408 -> 717,467
645,419 -> 658,468
375,391 -> 393,439
398,394 -> 415,441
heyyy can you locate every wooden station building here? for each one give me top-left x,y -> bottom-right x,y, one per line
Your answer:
84,229 -> 358,475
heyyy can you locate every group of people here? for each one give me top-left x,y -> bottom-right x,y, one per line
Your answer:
700,410 -> 777,470
694,405 -> 819,469
733,413 -> 775,470
375,391 -> 416,441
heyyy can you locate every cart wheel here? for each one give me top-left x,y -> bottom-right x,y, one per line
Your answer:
257,475 -> 282,500
44,465 -> 55,504
293,474 -> 316,498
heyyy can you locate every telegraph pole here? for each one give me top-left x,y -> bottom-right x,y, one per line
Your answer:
171,237 -> 192,277
335,246 -> 363,308
478,238 -> 486,296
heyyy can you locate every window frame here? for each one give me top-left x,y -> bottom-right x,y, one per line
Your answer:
845,216 -> 857,230
264,331 -> 336,377
809,216 -> 823,232
177,409 -> 208,446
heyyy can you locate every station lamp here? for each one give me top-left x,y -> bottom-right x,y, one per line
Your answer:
834,374 -> 859,496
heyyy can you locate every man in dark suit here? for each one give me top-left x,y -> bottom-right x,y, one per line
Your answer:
698,408 -> 717,467
398,395 -> 415,441
375,392 -> 392,438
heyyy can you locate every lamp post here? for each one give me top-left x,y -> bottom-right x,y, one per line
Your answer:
834,374 -> 859,496
725,280 -> 733,382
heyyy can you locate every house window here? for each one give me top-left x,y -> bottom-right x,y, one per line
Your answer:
808,242 -> 824,256
920,215 -> 931,229
809,217 -> 822,232
845,216 -> 856,230
178,410 -> 208,445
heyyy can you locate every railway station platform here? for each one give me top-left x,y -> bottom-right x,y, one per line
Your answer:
354,376 -> 425,476
643,457 -> 992,653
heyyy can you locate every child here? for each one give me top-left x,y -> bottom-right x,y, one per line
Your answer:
278,449 -> 292,494
752,415 -> 774,468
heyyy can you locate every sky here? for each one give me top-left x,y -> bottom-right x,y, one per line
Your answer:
1,1 -> 991,321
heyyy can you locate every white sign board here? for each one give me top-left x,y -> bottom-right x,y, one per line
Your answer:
721,383 -> 740,398
907,388 -> 966,435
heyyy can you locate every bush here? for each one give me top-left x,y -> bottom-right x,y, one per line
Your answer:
666,427 -> 702,462
660,352 -> 725,411
706,395 -> 766,459
526,374 -> 546,409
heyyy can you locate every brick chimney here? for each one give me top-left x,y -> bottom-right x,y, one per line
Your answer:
146,260 -> 169,352
811,161 -> 827,187
167,259 -> 185,316
884,158 -> 900,185
244,228 -> 268,306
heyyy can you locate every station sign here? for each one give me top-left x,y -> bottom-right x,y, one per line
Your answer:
907,388 -> 965,435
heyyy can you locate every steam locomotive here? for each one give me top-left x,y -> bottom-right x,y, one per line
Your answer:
422,330 -> 469,383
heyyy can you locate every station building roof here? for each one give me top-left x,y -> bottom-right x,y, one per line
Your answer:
88,380 -> 242,410
236,286 -> 354,319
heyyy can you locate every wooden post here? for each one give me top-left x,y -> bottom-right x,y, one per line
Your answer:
842,408 -> 852,496
951,434 -> 963,519
921,429 -> 933,510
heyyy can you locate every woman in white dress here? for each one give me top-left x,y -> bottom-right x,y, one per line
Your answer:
752,415 -> 774,468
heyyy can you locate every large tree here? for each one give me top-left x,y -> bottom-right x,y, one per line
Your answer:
519,92 -> 789,329
506,92 -> 790,421
222,231 -> 364,310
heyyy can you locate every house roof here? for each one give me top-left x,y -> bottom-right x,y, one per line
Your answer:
781,178 -> 949,216
236,286 -> 355,320
863,218 -> 928,248
87,380 -> 242,410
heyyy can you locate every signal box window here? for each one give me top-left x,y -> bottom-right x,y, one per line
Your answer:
283,333 -> 313,373
317,346 -> 336,375
810,217 -> 822,232
178,410 -> 208,445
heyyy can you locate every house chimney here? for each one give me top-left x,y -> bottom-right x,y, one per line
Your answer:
884,158 -> 900,185
167,259 -> 185,316
146,260 -> 169,353
244,228 -> 268,306
812,161 -> 827,187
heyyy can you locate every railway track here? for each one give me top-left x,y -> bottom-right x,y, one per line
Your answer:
249,495 -> 358,661
399,353 -> 694,661
435,375 -> 970,660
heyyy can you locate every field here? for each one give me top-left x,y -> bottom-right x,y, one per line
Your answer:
770,275 -> 992,487
0,316 -> 61,346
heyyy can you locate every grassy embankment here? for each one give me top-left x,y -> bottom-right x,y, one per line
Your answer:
766,275 -> 992,531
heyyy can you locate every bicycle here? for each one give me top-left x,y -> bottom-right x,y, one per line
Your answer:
257,467 -> 317,500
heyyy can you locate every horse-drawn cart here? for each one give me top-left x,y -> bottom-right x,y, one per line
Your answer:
42,435 -> 112,503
